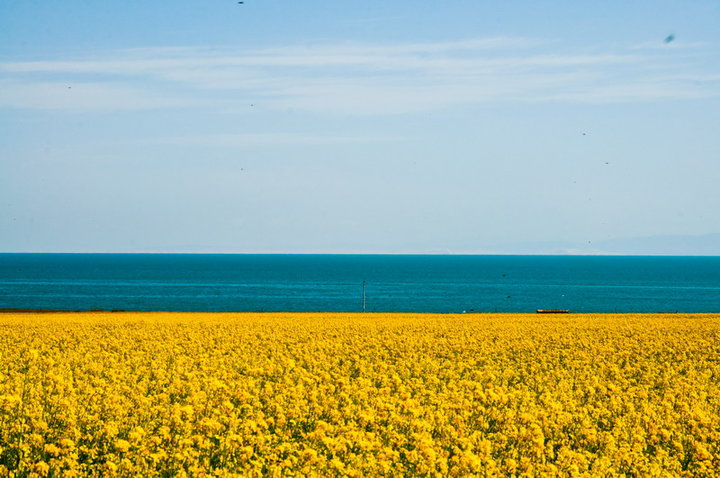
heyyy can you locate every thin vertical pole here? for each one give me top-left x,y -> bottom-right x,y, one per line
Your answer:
362,280 -> 366,313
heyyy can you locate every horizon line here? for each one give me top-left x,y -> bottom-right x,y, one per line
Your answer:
1,251 -> 719,257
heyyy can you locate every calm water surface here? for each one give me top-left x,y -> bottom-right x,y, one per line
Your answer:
0,254 -> 718,312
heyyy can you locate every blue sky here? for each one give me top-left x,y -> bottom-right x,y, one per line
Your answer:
1,0 -> 719,253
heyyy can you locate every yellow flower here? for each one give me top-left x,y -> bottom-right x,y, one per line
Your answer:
59,438 -> 75,449
43,444 -> 61,457
32,461 -> 50,475
1,312 -> 718,476
128,426 -> 145,441
114,439 -> 130,453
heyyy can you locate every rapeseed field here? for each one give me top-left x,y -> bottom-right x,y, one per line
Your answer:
1,312 -> 719,477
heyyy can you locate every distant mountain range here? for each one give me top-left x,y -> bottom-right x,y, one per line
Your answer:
485,233 -> 720,256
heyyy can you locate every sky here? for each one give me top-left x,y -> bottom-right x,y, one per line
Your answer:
1,0 -> 719,254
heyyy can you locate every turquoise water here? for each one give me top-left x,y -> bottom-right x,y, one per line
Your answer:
0,254 -> 718,312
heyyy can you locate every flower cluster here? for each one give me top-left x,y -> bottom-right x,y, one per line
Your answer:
1,312 -> 719,476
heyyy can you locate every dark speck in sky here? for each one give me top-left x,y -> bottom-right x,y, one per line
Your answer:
664,34 -> 675,43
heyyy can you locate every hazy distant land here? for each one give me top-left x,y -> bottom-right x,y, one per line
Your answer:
485,233 -> 720,256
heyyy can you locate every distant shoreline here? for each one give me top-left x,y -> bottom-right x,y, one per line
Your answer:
1,309 -> 716,316
0,308 -> 129,314
1,252 -> 720,256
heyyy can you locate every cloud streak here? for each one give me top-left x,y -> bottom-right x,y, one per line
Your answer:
155,133 -> 406,147
0,80 -> 201,110
1,37 -> 717,114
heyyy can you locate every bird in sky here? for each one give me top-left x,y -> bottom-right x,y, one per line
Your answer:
664,34 -> 675,43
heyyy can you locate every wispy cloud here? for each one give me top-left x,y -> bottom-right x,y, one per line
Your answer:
628,39 -> 709,51
0,80 -> 201,110
156,133 -> 406,146
1,36 -> 717,114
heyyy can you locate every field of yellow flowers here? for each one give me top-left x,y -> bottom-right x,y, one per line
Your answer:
1,312 -> 719,477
